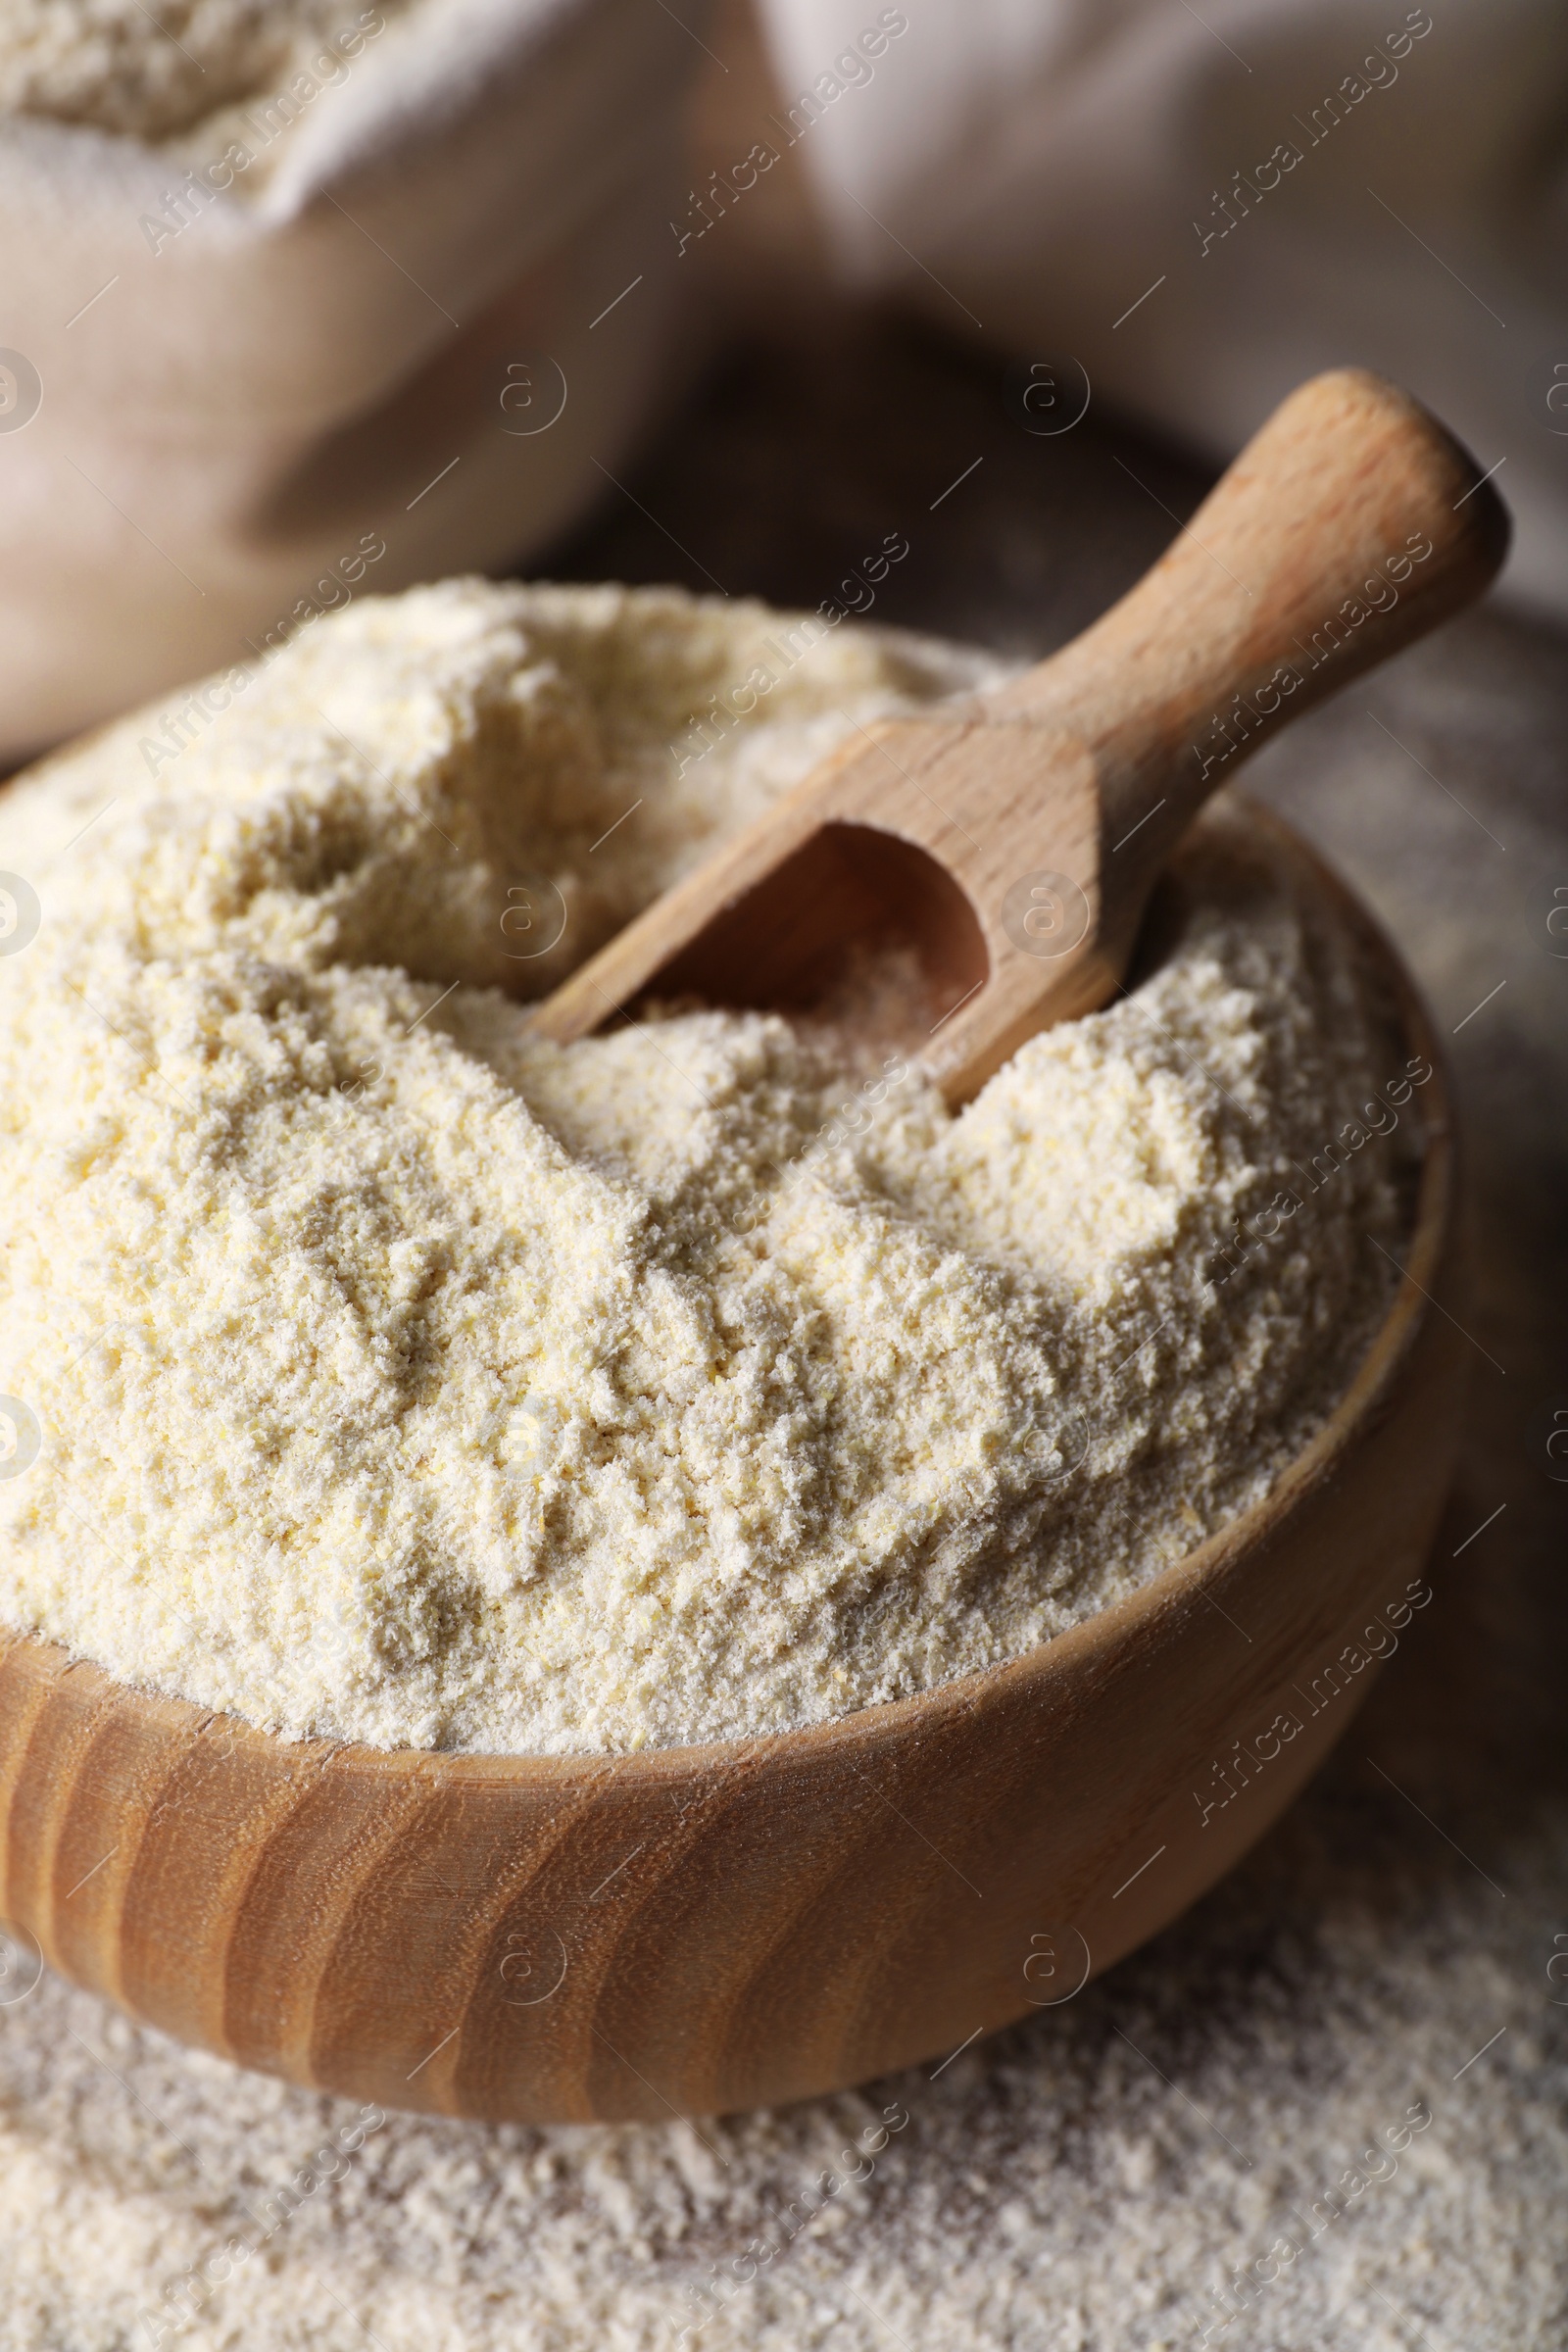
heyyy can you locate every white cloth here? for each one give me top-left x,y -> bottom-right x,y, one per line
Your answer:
752,0 -> 1568,614
4,0 -> 1561,762
0,0 -> 703,760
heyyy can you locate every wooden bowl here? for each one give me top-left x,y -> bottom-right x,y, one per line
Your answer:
0,812 -> 1466,2124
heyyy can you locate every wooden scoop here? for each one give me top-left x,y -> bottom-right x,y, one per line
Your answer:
530,369 -> 1507,1100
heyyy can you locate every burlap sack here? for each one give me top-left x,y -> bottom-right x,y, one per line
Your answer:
0,0 -> 705,760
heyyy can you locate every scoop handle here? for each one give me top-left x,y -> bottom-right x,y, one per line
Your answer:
991,368 -> 1508,935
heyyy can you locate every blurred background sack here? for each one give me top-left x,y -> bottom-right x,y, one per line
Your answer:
1,0 -> 1562,762
711,0 -> 1565,610
0,0 -> 703,760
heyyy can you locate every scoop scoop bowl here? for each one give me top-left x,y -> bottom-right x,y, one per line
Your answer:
0,371 -> 1500,2120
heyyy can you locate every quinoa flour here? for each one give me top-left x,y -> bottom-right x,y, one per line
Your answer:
0,579 -> 1413,1755
0,0 -> 415,142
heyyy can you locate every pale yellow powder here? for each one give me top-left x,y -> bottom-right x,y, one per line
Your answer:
0,579 -> 1412,1754
0,0 -> 414,141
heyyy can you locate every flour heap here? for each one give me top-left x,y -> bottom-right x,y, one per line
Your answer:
0,580 -> 1416,1754
0,0 -> 412,141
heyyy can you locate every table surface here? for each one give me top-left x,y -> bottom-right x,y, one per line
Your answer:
0,317 -> 1563,2352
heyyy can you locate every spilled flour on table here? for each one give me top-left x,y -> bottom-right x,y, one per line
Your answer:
0,1774 -> 1555,2352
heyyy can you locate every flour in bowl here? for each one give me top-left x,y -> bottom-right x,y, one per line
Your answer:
0,579 -> 1417,1752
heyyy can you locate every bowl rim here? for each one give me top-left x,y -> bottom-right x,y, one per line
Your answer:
0,797 -> 1454,1788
